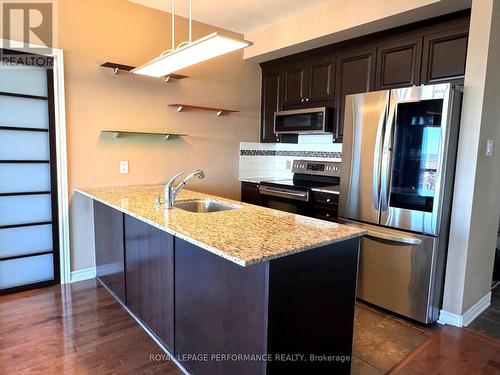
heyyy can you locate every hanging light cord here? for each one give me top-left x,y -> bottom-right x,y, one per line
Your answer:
161,0 -> 192,56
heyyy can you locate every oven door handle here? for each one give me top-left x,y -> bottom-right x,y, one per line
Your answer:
258,186 -> 309,202
366,230 -> 422,245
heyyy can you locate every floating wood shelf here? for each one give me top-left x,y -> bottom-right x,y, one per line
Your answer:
101,130 -> 187,141
168,104 -> 239,116
100,62 -> 188,82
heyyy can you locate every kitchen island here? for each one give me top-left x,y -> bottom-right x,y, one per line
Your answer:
76,185 -> 365,375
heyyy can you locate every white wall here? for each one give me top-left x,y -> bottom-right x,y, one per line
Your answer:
244,0 -> 470,62
442,0 -> 500,319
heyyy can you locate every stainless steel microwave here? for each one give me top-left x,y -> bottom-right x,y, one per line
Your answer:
274,107 -> 333,134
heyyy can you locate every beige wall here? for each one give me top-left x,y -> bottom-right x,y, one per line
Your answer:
442,0 -> 500,317
243,0 -> 470,62
57,0 -> 260,271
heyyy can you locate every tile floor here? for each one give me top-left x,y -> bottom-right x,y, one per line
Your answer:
351,302 -> 438,374
467,284 -> 500,339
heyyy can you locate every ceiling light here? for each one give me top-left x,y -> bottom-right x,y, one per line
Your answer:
132,0 -> 252,77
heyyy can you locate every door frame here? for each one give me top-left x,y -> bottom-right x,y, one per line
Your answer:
0,38 -> 70,284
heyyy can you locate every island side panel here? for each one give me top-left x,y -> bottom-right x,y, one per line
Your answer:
124,214 -> 175,353
174,238 -> 269,375
94,200 -> 126,304
266,238 -> 360,375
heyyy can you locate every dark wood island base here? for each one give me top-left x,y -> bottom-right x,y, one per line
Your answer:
92,196 -> 361,375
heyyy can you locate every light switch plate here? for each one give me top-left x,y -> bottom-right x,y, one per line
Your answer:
120,160 -> 129,174
486,139 -> 494,157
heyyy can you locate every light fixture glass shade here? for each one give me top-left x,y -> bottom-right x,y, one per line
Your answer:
132,32 -> 252,77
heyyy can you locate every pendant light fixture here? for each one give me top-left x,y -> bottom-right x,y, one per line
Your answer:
132,0 -> 252,77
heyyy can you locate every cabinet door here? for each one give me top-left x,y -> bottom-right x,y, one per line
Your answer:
375,37 -> 423,90
241,182 -> 261,205
94,201 -> 125,303
421,26 -> 469,85
124,215 -> 175,352
282,62 -> 307,108
260,67 -> 281,143
335,47 -> 376,141
308,54 -> 335,105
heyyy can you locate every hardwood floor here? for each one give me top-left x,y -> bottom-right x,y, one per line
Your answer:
0,279 -> 182,375
3,279 -> 500,374
387,326 -> 500,374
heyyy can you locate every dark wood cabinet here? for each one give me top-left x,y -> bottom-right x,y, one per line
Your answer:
375,37 -> 423,89
421,25 -> 469,85
308,54 -> 336,104
260,67 -> 281,143
259,13 -> 469,144
124,214 -> 175,352
282,61 -> 307,108
334,47 -> 376,141
94,201 -> 126,303
282,54 -> 335,109
175,237 -> 268,375
241,181 -> 261,204
311,191 -> 339,222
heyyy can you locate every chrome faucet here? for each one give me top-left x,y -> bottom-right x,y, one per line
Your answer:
164,169 -> 206,208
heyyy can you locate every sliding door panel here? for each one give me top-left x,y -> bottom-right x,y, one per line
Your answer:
0,96 -> 49,128
0,254 -> 54,289
0,224 -> 53,258
0,130 -> 50,160
0,194 -> 52,226
0,65 -> 48,96
0,163 -> 51,193
0,51 -> 58,294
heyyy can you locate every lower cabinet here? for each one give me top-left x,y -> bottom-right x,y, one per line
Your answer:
124,215 -> 175,353
94,201 -> 126,303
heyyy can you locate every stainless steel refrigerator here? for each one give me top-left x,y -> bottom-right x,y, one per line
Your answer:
338,83 -> 462,323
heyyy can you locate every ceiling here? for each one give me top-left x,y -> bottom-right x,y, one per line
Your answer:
129,0 -> 332,33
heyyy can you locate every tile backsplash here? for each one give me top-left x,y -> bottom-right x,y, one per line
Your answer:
239,138 -> 342,181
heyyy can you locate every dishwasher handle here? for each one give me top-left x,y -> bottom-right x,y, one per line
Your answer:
366,230 -> 422,245
258,186 -> 309,202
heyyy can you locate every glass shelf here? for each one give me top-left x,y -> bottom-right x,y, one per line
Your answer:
101,130 -> 187,141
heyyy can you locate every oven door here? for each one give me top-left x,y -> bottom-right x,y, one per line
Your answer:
257,185 -> 311,216
274,107 -> 332,134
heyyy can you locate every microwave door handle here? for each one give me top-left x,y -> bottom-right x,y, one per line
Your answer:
381,100 -> 396,211
366,230 -> 423,245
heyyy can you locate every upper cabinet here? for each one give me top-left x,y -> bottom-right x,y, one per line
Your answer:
421,25 -> 469,85
260,66 -> 281,143
259,13 -> 469,144
375,37 -> 423,90
335,47 -> 376,142
282,53 -> 335,109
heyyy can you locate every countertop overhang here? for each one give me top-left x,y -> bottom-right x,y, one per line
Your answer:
76,184 -> 365,266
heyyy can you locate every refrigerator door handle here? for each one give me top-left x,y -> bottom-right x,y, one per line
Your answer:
366,230 -> 423,245
380,100 -> 396,211
372,103 -> 386,210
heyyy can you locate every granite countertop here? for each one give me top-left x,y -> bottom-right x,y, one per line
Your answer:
76,185 -> 365,267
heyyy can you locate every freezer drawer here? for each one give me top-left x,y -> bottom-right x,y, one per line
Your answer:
340,219 -> 439,323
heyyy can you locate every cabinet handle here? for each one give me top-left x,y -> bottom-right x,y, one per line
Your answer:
326,198 -> 331,202
305,98 -> 310,102
301,98 -> 305,103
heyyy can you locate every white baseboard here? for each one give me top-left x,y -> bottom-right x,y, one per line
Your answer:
70,267 -> 96,283
438,292 -> 491,327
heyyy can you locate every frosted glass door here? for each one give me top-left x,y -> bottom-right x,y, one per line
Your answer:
0,52 -> 58,294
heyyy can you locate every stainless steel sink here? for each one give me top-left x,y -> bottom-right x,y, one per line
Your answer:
174,199 -> 240,213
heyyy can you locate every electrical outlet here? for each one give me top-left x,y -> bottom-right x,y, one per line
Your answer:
120,160 -> 129,174
486,139 -> 494,157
